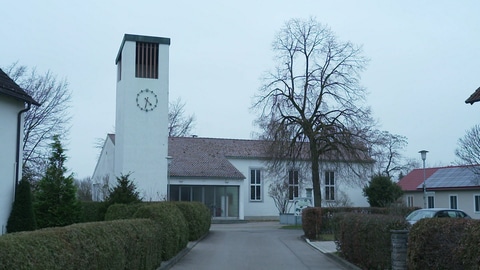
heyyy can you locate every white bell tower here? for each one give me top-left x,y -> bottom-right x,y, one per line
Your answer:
114,34 -> 170,201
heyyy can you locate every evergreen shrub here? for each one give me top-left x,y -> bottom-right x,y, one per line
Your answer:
80,201 -> 104,222
173,201 -> 211,240
0,219 -> 162,270
408,218 -> 480,270
7,178 -> 36,232
333,212 -> 409,270
104,203 -> 143,221
301,207 -> 322,240
133,202 -> 189,260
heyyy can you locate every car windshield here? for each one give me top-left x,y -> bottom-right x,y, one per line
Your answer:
406,210 -> 437,221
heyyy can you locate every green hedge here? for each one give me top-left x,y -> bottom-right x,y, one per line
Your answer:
104,203 -> 143,221
0,219 -> 162,270
173,201 -> 211,241
408,218 -> 480,269
133,202 -> 189,261
302,207 -> 322,240
333,212 -> 409,270
80,201 -> 104,222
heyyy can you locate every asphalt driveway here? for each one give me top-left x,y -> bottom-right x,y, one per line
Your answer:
169,222 -> 348,270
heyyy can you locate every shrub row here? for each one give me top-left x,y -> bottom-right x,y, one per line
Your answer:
408,218 -> 480,269
0,201 -> 211,269
301,207 -> 322,239
105,201 -> 211,260
319,206 -> 418,234
0,219 -> 162,270
333,212 -> 409,270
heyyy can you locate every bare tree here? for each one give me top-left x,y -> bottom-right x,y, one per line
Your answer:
253,18 -> 374,207
168,98 -> 195,137
75,177 -> 93,201
456,124 -> 480,174
370,131 -> 409,179
5,63 -> 72,181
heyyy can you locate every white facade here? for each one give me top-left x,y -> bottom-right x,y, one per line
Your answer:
114,35 -> 170,201
0,95 -> 25,234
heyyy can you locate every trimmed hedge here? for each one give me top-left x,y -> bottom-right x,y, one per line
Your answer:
80,201 -> 104,222
408,218 -> 480,269
133,202 -> 189,261
104,203 -> 143,221
302,207 -> 322,240
333,212 -> 409,270
173,201 -> 211,241
0,219 -> 162,270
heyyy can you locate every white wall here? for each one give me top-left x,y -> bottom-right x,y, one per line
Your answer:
91,135 -> 115,201
0,96 -> 25,234
115,38 -> 170,201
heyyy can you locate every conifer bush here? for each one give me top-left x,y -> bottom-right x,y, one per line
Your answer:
7,178 -> 37,233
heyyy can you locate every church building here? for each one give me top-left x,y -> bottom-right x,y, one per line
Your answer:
92,34 -> 371,220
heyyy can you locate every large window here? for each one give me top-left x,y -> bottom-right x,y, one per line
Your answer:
325,171 -> 335,201
449,195 -> 458,209
407,195 -> 414,207
136,42 -> 159,79
250,169 -> 262,201
475,195 -> 480,213
288,170 -> 299,200
427,195 -> 435,208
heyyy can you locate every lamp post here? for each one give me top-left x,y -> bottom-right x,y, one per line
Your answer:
419,150 -> 428,208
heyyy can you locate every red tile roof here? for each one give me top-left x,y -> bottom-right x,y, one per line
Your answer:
398,167 -> 440,191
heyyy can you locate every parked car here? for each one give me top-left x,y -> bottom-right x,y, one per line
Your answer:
406,208 -> 471,225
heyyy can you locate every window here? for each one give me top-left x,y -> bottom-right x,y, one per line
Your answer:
427,195 -> 435,208
325,171 -> 335,201
449,195 -> 458,209
136,42 -> 159,78
306,188 -> 312,198
475,195 -> 480,212
407,195 -> 414,207
288,170 -> 299,200
250,169 -> 262,201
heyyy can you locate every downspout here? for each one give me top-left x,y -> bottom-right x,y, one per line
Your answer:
15,102 -> 32,197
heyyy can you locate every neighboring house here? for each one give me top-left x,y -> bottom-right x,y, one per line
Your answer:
398,165 -> 480,218
91,33 -> 371,220
465,86 -> 480,105
0,68 -> 39,234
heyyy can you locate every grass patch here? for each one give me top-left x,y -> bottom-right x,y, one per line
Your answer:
318,234 -> 334,241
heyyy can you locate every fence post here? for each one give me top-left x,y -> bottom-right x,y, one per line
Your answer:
391,230 -> 408,270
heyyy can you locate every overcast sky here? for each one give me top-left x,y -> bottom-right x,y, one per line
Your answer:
2,1 -> 480,179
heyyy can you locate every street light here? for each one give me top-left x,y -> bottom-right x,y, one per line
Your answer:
419,150 -> 428,208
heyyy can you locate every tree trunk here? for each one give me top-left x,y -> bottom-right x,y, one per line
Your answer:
310,141 -> 322,207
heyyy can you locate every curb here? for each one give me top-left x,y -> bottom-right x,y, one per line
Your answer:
303,237 -> 361,270
157,232 -> 209,270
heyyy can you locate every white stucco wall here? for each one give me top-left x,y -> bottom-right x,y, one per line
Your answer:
0,95 -> 25,234
115,38 -> 170,201
91,135 -> 116,201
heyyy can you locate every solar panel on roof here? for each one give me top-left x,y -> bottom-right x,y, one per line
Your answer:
417,167 -> 480,189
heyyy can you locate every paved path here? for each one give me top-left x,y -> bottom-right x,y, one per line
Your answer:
169,222 -> 348,270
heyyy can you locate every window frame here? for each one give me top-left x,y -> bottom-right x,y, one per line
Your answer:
427,194 -> 435,208
406,195 -> 414,207
324,171 -> 335,201
288,169 -> 299,200
249,169 -> 263,202
449,194 -> 458,209
474,194 -> 480,213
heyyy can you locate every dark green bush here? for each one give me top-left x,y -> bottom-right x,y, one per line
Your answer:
173,201 -> 211,241
104,203 -> 143,221
302,207 -> 322,240
80,201 -> 104,222
408,218 -> 478,270
333,212 -> 409,270
0,219 -> 162,270
7,178 -> 36,232
133,202 -> 189,261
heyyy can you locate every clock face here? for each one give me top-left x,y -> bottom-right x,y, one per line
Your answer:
136,89 -> 158,112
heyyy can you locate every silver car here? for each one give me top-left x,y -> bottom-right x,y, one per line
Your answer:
406,208 -> 471,225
